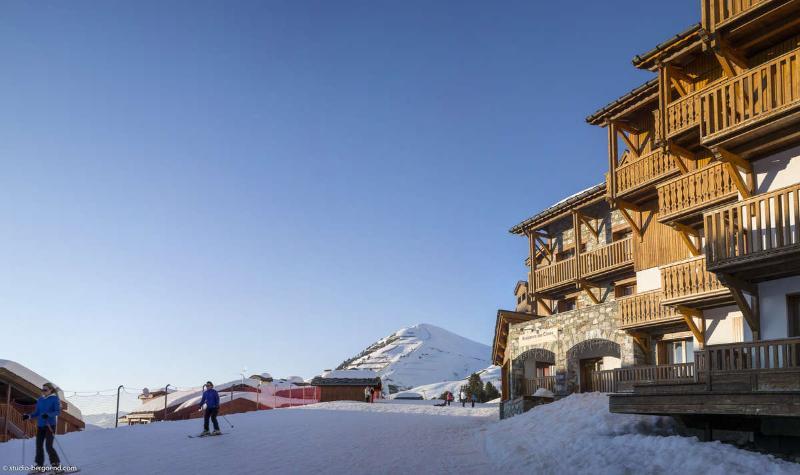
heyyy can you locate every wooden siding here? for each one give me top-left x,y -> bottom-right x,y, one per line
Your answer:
632,200 -> 689,271
319,385 -> 372,403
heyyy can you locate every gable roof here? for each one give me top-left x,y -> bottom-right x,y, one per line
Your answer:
508,183 -> 606,235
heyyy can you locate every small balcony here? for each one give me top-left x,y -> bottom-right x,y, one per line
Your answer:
617,290 -> 683,330
699,46 -> 800,149
657,161 -> 739,225
665,92 -> 702,140
533,239 -> 633,293
702,0 -> 771,33
704,182 -> 800,280
702,0 -> 800,47
660,255 -> 732,307
614,149 -> 682,199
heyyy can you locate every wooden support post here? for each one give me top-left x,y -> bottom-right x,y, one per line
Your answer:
717,272 -> 761,339
629,333 -> 650,362
3,383 -> 9,443
576,212 -> 599,240
716,147 -> 754,198
667,142 -> 697,174
672,223 -> 701,256
537,297 -> 553,316
608,122 -> 618,200
656,65 -> 669,147
676,305 -> 705,345
528,231 -> 536,301
577,280 -> 601,305
615,199 -> 643,239
573,211 -> 582,282
713,39 -> 748,78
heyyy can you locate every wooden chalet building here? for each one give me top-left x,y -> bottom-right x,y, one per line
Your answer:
495,0 -> 800,446
1,360 -> 85,442
310,370 -> 382,403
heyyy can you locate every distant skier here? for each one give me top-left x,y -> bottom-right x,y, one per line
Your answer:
459,390 -> 466,407
22,382 -> 61,472
471,393 -> 478,408
446,391 -> 454,406
198,381 -> 221,435
364,386 -> 372,403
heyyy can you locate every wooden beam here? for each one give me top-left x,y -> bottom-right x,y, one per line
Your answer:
666,64 -> 694,84
613,121 -> 641,136
578,281 -> 601,305
716,147 -> 753,199
618,129 -> 640,158
615,199 -> 643,238
669,76 -> 688,97
575,212 -> 599,239
717,273 -> 757,295
629,333 -> 650,360
730,287 -> 760,337
672,223 -> 701,256
716,146 -> 751,171
676,305 -> 705,345
714,39 -> 748,78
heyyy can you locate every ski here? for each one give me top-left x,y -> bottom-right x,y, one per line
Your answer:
188,432 -> 225,438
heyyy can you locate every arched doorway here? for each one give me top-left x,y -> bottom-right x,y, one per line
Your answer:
512,348 -> 556,396
566,339 -> 620,393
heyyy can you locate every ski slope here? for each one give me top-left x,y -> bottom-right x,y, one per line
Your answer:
402,365 -> 501,399
0,394 -> 796,474
337,323 -> 492,391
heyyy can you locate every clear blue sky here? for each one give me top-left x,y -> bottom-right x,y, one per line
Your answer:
1,1 -> 697,390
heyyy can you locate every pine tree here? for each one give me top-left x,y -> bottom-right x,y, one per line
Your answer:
466,373 -> 484,401
483,381 -> 500,402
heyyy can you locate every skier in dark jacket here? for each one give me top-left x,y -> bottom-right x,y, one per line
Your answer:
198,381 -> 221,435
22,382 -> 61,471
471,393 -> 478,408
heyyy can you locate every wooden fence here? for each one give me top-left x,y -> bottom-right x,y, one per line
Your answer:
522,376 -> 556,395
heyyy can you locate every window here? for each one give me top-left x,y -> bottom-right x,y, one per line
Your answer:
557,298 -> 576,313
665,338 -> 694,364
789,294 -> 800,337
615,283 -> 636,298
612,228 -> 632,242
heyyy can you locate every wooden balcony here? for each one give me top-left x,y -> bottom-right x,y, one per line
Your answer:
704,182 -> 800,280
614,149 -> 681,199
665,92 -> 702,140
533,239 -> 633,293
660,255 -> 732,307
657,161 -> 739,224
584,364 -> 695,393
534,257 -> 576,292
617,291 -> 682,330
579,238 -> 633,279
696,337 -> 800,391
702,0 -> 771,33
699,46 -> 800,151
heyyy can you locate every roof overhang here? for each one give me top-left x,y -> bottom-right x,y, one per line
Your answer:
508,183 -> 606,235
492,309 -> 537,365
585,79 -> 659,126
632,23 -> 705,71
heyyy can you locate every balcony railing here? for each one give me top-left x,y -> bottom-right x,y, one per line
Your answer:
617,291 -> 681,329
615,149 -> 681,197
661,255 -> 730,304
700,46 -> 800,142
695,337 -> 800,391
705,182 -> 800,268
522,376 -> 556,395
534,257 -> 576,291
703,0 -> 770,33
657,161 -> 738,223
614,363 -> 695,392
666,92 -> 702,138
0,403 -> 37,439
579,238 -> 633,278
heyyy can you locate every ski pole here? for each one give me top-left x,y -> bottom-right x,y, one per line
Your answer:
48,424 -> 74,470
221,415 -> 234,428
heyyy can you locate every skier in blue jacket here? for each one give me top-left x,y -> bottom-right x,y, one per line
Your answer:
198,381 -> 221,435
22,382 -> 61,471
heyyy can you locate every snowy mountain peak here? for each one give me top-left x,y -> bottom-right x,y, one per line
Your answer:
336,323 -> 491,392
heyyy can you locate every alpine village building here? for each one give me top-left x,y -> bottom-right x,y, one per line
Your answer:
493,0 -> 800,449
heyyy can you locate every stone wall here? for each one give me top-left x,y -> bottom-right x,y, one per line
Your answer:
508,301 -> 645,394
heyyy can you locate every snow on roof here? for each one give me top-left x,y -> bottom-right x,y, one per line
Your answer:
320,369 -> 378,380
391,391 -> 423,400
508,182 -> 606,234
175,391 -> 261,412
0,359 -> 82,420
130,389 -> 199,414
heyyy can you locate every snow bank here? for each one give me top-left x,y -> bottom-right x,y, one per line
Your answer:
485,393 -> 798,474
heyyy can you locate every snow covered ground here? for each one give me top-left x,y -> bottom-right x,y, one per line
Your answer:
0,394 -> 796,474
